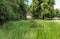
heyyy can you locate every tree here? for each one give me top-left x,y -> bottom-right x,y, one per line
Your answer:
0,0 -> 28,24
29,0 -> 55,19
55,9 -> 60,17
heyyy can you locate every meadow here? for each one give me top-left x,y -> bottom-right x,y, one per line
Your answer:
0,20 -> 60,39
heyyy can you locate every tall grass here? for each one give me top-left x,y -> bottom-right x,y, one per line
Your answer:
0,20 -> 60,39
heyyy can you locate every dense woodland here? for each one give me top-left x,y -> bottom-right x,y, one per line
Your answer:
0,0 -> 60,24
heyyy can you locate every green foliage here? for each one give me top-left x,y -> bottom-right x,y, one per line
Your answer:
0,0 -> 27,24
29,0 -> 55,19
55,9 -> 60,17
0,20 -> 60,39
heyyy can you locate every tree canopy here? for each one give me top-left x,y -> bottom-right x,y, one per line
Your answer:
29,0 -> 55,19
0,0 -> 28,24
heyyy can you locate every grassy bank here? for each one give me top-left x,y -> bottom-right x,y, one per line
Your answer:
0,20 -> 60,39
